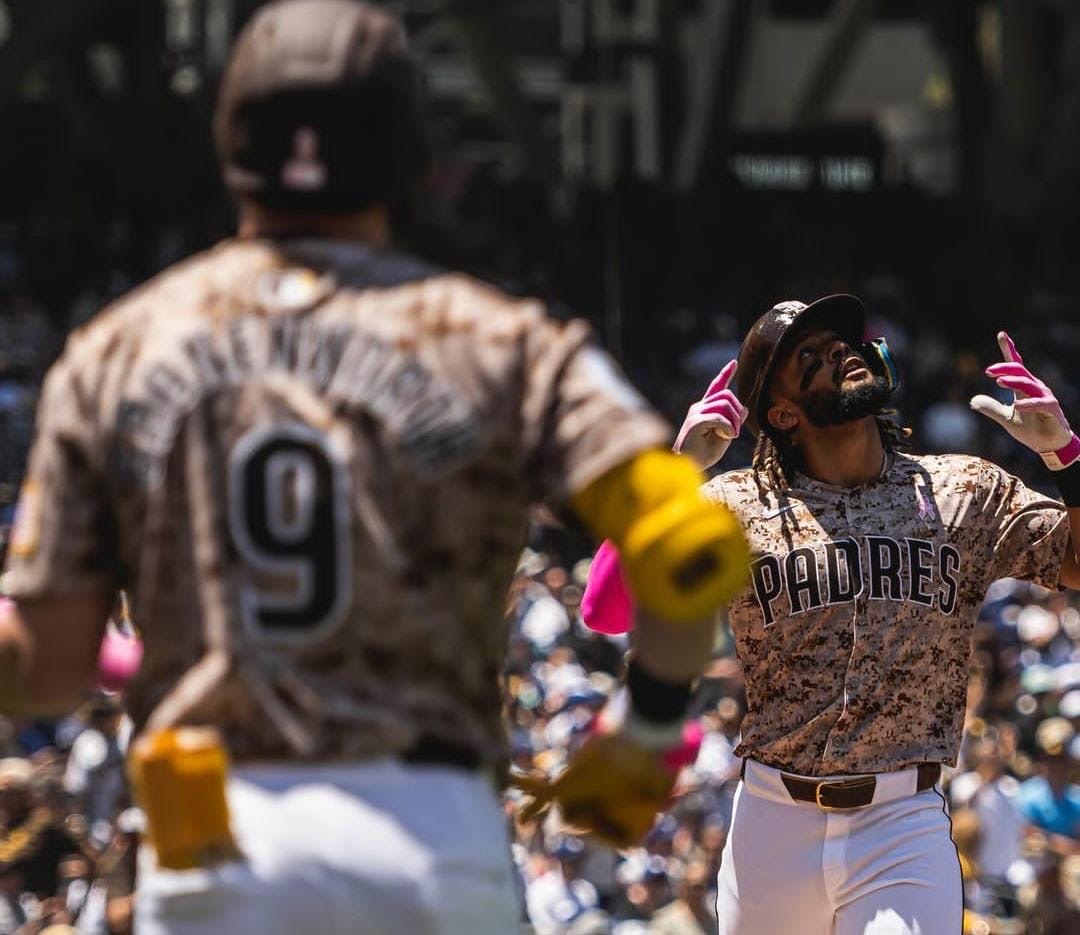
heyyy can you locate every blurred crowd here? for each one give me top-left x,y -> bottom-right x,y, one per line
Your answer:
502,541 -> 737,935
0,684 -> 138,934
503,548 -> 1080,935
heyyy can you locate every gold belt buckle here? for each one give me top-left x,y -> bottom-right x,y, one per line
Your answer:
814,775 -> 876,810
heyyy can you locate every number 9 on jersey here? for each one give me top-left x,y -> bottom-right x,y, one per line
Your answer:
227,422 -> 353,643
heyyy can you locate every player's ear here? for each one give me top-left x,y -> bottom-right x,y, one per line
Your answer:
766,401 -> 799,433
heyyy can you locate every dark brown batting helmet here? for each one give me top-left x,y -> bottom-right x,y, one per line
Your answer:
214,0 -> 429,215
735,294 -> 866,437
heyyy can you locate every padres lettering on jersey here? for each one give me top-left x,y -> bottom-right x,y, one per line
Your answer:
750,536 -> 961,626
703,453 -> 1068,775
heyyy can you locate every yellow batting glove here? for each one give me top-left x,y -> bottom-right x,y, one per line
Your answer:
510,732 -> 675,849
572,449 -> 749,623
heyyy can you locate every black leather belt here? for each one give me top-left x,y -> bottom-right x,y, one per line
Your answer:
400,734 -> 483,772
780,763 -> 940,810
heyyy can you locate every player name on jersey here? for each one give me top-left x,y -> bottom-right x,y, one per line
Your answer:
111,316 -> 482,487
751,536 -> 961,626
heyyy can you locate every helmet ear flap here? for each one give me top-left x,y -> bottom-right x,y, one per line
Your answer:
858,337 -> 900,393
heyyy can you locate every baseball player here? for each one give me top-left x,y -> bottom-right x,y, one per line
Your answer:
0,2 -> 750,933
583,294 -> 1080,934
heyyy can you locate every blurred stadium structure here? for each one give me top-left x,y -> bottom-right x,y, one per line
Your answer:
0,4 -> 1074,502
2,5 -> 1071,496
0,1 -> 1078,496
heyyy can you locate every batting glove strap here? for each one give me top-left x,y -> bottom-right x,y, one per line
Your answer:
626,659 -> 693,723
1052,458 -> 1080,508
1042,433 -> 1080,472
597,668 -> 691,753
621,712 -> 687,752
619,661 -> 693,751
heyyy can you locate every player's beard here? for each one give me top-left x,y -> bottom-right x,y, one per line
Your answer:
797,375 -> 893,428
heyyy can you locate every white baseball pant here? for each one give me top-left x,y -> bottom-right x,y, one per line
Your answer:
134,759 -> 521,935
716,759 -> 962,935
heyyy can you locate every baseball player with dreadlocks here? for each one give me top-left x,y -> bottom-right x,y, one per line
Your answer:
0,2 -> 751,933
583,294 -> 1080,934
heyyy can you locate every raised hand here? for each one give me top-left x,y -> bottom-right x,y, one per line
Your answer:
674,360 -> 749,470
970,331 -> 1080,470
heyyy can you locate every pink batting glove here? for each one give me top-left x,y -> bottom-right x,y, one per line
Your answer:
97,623 -> 143,693
662,720 -> 704,774
970,331 -> 1080,470
673,360 -> 748,470
581,539 -> 635,635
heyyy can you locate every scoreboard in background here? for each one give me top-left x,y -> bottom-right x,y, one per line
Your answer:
730,152 -> 877,193
725,124 -> 888,195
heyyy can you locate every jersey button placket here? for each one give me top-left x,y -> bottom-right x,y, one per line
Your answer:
826,490 -> 866,767
821,485 -> 855,902
844,493 -> 870,628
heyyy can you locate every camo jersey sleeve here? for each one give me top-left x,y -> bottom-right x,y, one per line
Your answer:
2,330 -> 121,600
520,313 -> 671,506
971,458 -> 1070,591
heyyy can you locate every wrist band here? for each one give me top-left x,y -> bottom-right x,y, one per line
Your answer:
1042,433 -> 1080,472
1053,460 -> 1080,508
626,658 -> 693,725
622,711 -> 686,751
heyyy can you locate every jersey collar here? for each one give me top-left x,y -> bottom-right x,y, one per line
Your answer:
790,450 -> 896,497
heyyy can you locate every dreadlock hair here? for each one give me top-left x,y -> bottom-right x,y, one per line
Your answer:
752,410 -> 912,496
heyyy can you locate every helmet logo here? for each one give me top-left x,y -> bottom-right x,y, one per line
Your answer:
282,127 -> 328,191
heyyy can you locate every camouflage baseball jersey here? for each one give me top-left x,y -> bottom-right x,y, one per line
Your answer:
702,452 -> 1070,776
2,237 -> 670,764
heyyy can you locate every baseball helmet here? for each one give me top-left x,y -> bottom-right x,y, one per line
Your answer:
214,0 -> 429,215
735,294 -> 898,437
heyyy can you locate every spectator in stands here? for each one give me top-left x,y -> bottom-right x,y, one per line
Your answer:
1018,720 -> 1080,847
1019,852 -> 1080,935
0,758 -> 32,834
647,860 -> 715,935
62,694 -> 130,846
0,860 -> 27,933
17,768 -> 82,902
962,733 -> 1027,916
526,836 -> 599,934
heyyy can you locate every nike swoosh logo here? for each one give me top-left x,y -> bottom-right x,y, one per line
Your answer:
763,504 -> 797,520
